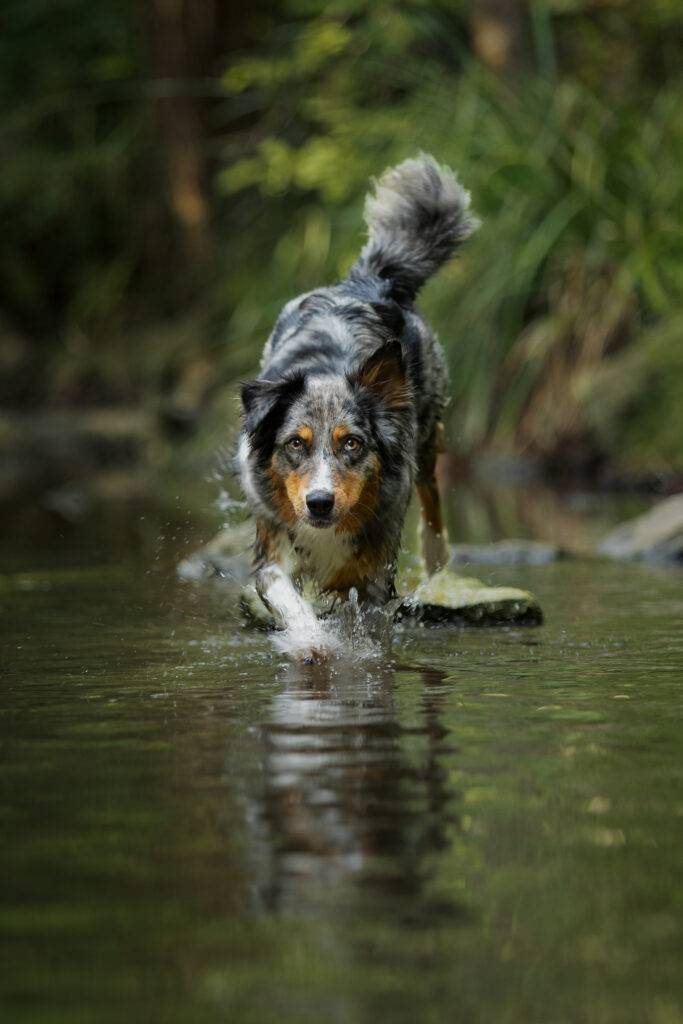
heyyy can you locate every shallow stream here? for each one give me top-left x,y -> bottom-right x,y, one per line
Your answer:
2,486 -> 683,1023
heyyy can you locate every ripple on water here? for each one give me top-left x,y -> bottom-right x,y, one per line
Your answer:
2,554 -> 683,1024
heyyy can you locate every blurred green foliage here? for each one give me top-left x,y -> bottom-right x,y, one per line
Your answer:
1,0 -> 682,475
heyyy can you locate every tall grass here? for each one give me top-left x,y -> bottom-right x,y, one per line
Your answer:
219,64 -> 683,474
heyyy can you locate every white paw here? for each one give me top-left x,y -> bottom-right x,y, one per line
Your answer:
273,620 -> 340,663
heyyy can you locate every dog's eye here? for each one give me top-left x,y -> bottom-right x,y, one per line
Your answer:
285,436 -> 304,453
343,436 -> 363,453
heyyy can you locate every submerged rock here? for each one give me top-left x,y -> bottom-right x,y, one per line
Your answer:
597,493 -> 683,562
176,522 -> 254,582
449,539 -> 566,565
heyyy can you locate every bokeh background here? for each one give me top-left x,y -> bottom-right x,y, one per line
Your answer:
2,0 -> 682,516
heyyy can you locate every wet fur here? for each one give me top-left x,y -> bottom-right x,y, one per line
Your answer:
237,154 -> 478,625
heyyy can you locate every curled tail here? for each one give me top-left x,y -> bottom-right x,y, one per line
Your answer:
352,154 -> 478,303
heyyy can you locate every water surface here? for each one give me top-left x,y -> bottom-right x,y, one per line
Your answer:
2,496 -> 683,1024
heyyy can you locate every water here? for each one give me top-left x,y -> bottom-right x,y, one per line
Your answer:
2,494 -> 683,1024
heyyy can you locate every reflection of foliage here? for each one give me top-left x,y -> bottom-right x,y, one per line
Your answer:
1,0 -> 682,473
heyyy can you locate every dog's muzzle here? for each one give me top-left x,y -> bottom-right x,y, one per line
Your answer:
306,489 -> 335,524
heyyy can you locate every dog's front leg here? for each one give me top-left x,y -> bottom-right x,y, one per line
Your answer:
417,480 -> 450,574
256,564 -> 334,662
256,564 -> 315,629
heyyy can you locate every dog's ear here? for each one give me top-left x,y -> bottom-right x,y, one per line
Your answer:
241,379 -> 280,435
241,375 -> 304,436
349,340 -> 411,409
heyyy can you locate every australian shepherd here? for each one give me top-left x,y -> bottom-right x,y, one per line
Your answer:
237,155 -> 478,649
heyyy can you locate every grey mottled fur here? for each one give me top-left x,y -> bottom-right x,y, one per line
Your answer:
358,153 -> 479,303
238,154 -> 478,608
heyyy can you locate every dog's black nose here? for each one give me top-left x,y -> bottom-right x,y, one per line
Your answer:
306,490 -> 335,518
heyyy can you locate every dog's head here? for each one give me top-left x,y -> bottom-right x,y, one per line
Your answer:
240,340 -> 414,534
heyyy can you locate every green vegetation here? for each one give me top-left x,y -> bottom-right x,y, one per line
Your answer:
2,1 -> 682,476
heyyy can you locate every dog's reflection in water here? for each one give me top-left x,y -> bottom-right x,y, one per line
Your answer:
249,657 -> 468,923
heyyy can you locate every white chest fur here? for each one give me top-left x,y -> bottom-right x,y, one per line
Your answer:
287,524 -> 353,587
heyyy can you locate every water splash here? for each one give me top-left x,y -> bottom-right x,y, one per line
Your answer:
270,585 -> 391,664
215,489 -> 247,517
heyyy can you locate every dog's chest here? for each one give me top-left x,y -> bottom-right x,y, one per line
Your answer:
286,526 -> 353,587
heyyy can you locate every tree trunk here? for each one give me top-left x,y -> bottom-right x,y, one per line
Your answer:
470,0 -> 531,75
144,0 -> 214,275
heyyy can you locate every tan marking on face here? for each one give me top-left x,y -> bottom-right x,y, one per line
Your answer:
298,425 -> 313,445
266,455 -> 297,525
284,468 -> 311,519
332,424 -> 349,448
334,453 -> 381,534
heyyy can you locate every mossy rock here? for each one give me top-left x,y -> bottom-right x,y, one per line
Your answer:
179,527 -> 544,628
596,493 -> 683,562
177,523 -> 254,582
395,568 -> 543,626
240,567 -> 543,629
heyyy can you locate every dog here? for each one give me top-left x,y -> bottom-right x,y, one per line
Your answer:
237,154 -> 478,648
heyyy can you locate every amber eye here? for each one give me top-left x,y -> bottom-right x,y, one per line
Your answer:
285,436 -> 304,453
343,436 -> 363,453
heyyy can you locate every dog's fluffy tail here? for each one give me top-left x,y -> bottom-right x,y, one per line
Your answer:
352,154 -> 478,303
